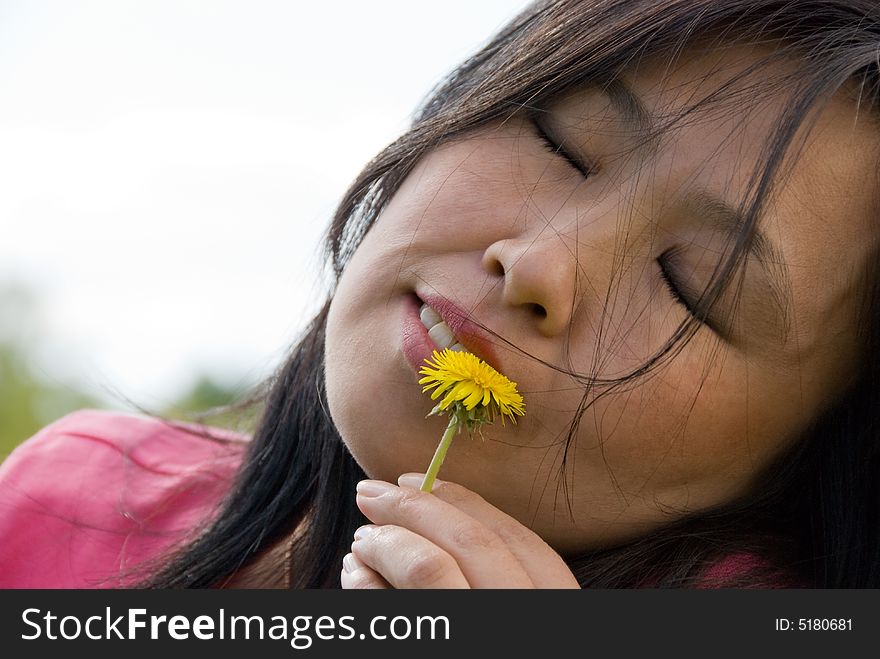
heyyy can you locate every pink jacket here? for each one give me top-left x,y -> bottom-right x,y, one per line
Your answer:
0,409 -> 247,588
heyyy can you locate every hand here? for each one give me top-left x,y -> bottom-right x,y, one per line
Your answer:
340,473 -> 581,589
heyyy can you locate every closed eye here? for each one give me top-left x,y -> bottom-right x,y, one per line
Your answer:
528,112 -> 594,178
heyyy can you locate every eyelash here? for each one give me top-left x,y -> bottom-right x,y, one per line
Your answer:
530,116 -> 593,178
658,261 -> 694,314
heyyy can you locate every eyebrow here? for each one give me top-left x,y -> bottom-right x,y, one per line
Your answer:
600,79 -> 654,134
681,192 -> 792,335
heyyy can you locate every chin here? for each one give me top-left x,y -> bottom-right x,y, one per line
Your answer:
326,379 -> 430,480
342,432 -> 427,482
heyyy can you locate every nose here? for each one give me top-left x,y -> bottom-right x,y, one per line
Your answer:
481,233 -> 578,337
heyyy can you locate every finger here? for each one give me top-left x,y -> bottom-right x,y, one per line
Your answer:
340,551 -> 392,589
350,524 -> 470,589
398,473 -> 580,588
355,481 -> 534,588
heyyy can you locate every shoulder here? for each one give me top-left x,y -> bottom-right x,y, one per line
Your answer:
0,408 -> 249,588
698,551 -> 809,589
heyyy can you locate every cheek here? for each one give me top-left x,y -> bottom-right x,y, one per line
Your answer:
323,245 -> 448,481
324,252 -> 388,473
573,345 -> 810,503
385,132 -> 579,245
325,307 -> 424,480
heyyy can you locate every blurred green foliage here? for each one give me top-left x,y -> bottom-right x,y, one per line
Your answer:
158,374 -> 263,435
0,281 -> 259,463
0,342 -> 103,461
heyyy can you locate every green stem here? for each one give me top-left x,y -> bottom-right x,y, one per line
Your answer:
420,413 -> 460,492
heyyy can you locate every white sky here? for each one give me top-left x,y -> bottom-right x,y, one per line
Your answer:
0,0 -> 533,408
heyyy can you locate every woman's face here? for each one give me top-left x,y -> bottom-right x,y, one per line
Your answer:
324,44 -> 879,555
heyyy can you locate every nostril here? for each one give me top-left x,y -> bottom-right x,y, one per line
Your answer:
488,260 -> 505,278
531,303 -> 547,318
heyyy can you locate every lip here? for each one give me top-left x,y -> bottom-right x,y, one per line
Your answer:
401,291 -> 503,377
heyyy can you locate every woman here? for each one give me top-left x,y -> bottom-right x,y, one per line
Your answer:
2,0 -> 878,588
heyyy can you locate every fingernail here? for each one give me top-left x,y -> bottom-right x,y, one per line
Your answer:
397,473 -> 424,488
356,480 -> 394,498
342,552 -> 362,573
353,524 -> 377,541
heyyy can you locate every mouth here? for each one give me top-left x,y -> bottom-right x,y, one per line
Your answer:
418,302 -> 471,354
401,292 -> 503,377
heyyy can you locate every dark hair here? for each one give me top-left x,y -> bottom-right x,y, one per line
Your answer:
135,0 -> 880,588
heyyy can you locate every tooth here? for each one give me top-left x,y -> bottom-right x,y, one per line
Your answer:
419,304 -> 442,329
449,343 -> 468,352
427,321 -> 456,349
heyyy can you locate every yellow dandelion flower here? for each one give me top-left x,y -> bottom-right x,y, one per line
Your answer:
416,348 -> 525,492
419,349 -> 525,423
